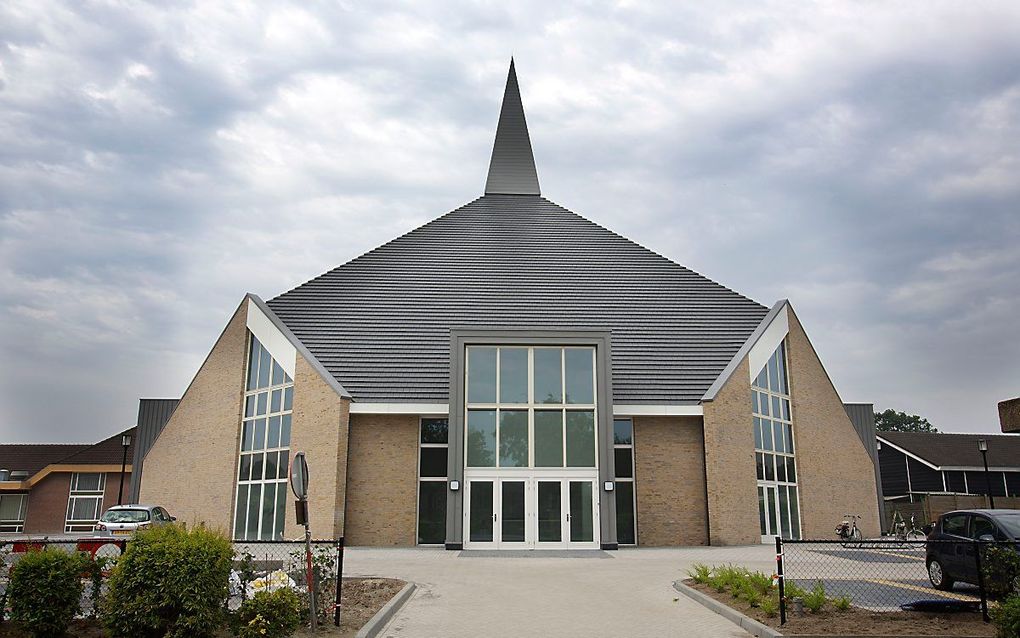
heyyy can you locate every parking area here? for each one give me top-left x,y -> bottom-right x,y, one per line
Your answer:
783,541 -> 984,612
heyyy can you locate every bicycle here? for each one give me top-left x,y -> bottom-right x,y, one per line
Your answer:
889,512 -> 926,545
835,514 -> 864,548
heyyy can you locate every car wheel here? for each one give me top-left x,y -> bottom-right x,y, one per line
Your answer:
927,558 -> 954,591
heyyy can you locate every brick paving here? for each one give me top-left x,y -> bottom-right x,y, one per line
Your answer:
342,546 -> 774,637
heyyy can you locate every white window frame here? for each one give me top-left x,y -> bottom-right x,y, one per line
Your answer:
65,472 -> 106,533
233,332 -> 293,541
0,494 -> 29,533
417,417 -> 449,546
753,341 -> 801,542
612,417 -> 638,546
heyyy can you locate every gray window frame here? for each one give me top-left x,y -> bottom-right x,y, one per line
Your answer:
446,328 -> 616,549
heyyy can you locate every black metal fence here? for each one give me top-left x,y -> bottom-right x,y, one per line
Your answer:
776,538 -> 1020,624
0,537 -> 346,626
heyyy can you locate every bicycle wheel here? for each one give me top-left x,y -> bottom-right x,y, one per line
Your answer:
851,527 -> 863,548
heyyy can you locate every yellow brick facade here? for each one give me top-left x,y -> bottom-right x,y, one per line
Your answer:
786,308 -> 881,538
343,413 -> 419,546
139,300 -> 248,534
632,416 -> 709,546
702,357 -> 762,545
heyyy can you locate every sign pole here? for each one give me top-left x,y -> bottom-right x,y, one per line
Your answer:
290,452 -> 316,631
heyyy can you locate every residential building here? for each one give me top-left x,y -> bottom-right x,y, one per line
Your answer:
0,430 -> 135,535
138,60 -> 881,548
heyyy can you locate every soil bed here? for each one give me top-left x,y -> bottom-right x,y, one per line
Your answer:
685,580 -> 995,637
0,577 -> 406,638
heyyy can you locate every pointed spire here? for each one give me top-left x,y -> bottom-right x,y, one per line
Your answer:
484,59 -> 541,196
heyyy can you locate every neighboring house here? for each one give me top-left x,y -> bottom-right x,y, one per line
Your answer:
138,60 -> 881,548
877,431 -> 1020,502
1000,397 -> 1020,433
0,429 -> 135,535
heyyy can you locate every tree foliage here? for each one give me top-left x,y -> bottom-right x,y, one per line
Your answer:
874,409 -> 938,433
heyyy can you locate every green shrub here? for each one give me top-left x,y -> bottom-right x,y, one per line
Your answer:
992,594 -> 1020,638
803,581 -> 827,613
760,595 -> 779,617
746,571 -> 775,596
7,547 -> 86,638
983,546 -> 1020,600
102,524 -> 234,638
688,563 -> 711,584
235,588 -> 302,638
833,595 -> 852,611
783,580 -> 807,601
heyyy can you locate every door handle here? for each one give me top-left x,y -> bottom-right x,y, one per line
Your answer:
493,513 -> 497,522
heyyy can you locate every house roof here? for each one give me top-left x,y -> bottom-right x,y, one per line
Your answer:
878,431 -> 1020,469
0,444 -> 90,476
268,195 -> 768,405
0,428 -> 136,478
266,60 -> 770,405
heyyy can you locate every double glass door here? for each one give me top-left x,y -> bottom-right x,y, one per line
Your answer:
466,476 -> 598,549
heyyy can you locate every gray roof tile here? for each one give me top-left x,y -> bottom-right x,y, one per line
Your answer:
267,195 -> 768,405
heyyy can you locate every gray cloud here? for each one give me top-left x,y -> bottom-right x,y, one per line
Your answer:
2,1 -> 1019,442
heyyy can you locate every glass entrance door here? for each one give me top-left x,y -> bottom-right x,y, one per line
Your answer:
466,475 -> 599,549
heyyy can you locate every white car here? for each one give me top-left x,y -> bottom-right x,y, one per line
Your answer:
93,504 -> 176,537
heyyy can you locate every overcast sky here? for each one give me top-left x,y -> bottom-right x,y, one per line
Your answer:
2,2 -> 1019,443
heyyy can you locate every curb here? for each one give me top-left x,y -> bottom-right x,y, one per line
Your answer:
672,580 -> 782,638
354,581 -> 417,638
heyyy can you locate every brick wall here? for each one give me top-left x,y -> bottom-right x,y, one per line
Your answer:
786,308 -> 881,539
23,473 -> 71,534
633,416 -> 709,546
344,414 -> 418,546
284,355 -> 350,539
139,299 -> 248,534
102,471 -> 130,511
702,356 -> 762,545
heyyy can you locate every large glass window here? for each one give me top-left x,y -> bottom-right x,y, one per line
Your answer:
65,472 -> 105,532
753,342 -> 800,540
234,334 -> 292,541
0,494 -> 28,533
613,418 -> 637,545
465,346 -> 597,469
418,418 -> 448,545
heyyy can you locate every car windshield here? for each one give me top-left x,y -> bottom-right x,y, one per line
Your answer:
101,509 -> 150,523
995,513 -> 1020,539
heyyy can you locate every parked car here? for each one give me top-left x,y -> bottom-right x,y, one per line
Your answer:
926,509 -> 1020,591
93,504 -> 176,537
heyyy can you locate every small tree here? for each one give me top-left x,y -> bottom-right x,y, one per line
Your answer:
874,409 -> 938,433
7,547 -> 86,638
102,524 -> 234,638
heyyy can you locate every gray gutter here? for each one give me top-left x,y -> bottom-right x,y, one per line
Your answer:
701,299 -> 789,403
246,293 -> 352,399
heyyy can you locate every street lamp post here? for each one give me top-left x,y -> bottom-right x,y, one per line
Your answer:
978,439 -> 995,509
118,434 -> 132,506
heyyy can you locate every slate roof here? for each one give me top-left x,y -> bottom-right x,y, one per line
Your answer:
267,195 -> 768,405
0,428 -> 136,478
0,444 -> 90,476
879,432 -> 1020,469
266,61 -> 769,405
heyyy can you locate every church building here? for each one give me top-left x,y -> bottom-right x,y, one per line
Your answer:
139,61 -> 880,548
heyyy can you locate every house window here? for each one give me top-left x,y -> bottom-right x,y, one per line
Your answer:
418,418 -> 449,545
233,333 -> 293,541
465,346 -> 597,468
0,494 -> 28,533
753,341 -> 801,540
66,472 -> 106,532
613,418 -> 637,545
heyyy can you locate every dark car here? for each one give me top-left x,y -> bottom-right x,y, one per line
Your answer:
926,509 -> 1020,591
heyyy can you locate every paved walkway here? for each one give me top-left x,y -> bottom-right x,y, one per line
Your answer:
343,546 -> 776,637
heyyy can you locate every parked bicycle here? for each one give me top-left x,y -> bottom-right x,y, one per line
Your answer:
835,514 -> 864,548
888,511 -> 926,544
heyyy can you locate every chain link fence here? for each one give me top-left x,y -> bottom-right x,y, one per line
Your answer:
0,537 -> 345,626
777,538 -> 1020,624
